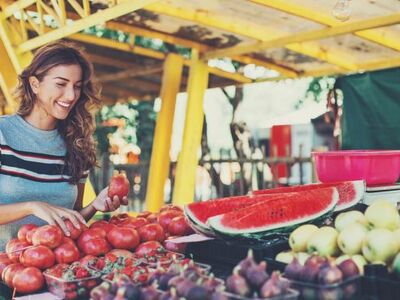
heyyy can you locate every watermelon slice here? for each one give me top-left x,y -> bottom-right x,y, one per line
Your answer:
209,187 -> 338,237
252,180 -> 365,211
184,194 -> 288,236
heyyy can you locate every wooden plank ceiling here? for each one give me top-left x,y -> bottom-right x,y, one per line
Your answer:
1,0 -> 400,104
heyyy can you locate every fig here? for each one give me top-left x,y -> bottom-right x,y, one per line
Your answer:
305,255 -> 327,268
226,268 -> 250,297
318,288 -> 344,300
203,274 -> 223,294
260,271 -> 282,298
168,275 -> 185,288
237,249 -> 257,277
337,259 -> 360,279
301,255 -> 327,283
159,273 -> 177,290
186,285 -> 209,300
140,285 -> 161,300
210,291 -> 229,300
244,261 -> 269,290
318,261 -> 343,285
124,284 -> 141,299
284,256 -> 303,280
176,278 -> 196,297
182,265 -> 202,281
300,261 -> 321,282
159,288 -> 180,300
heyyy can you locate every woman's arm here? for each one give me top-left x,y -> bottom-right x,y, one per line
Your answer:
0,201 -> 85,236
0,202 -> 35,224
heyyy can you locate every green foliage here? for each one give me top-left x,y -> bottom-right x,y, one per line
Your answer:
94,101 -> 156,160
296,76 -> 336,109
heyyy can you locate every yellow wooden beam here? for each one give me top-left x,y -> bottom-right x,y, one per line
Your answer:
250,0 -> 400,52
203,13 -> 400,60
0,38 -> 18,112
16,0 -> 160,53
97,65 -> 163,83
71,33 -> 252,84
70,32 -> 166,60
146,54 -> 184,212
145,2 -> 357,70
357,57 -> 400,73
0,13 -> 32,72
87,53 -> 142,70
106,21 -> 298,77
231,55 -> 298,78
173,50 -> 209,206
2,0 -> 36,18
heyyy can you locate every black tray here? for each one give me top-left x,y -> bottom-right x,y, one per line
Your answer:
186,238 -> 288,278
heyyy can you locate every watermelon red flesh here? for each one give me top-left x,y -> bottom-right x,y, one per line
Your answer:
184,194 -> 289,232
209,187 -> 338,235
252,180 -> 365,211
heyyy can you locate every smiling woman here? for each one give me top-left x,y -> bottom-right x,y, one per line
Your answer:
0,41 -> 129,251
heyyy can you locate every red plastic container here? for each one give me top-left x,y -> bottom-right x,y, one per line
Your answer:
312,150 -> 400,186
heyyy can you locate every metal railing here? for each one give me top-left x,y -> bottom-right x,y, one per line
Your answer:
91,154 -> 313,211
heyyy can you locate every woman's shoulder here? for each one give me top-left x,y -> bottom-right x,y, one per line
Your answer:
0,114 -> 16,130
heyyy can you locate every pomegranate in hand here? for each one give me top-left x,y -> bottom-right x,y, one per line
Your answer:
108,172 -> 130,199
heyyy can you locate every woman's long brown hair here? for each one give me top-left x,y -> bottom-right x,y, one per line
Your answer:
14,40 -> 101,184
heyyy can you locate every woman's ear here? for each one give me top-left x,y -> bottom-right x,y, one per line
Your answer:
29,76 -> 40,94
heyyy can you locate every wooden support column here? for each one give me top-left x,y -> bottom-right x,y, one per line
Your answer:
0,39 -> 18,113
146,54 -> 184,212
0,8 -> 33,113
172,50 -> 209,206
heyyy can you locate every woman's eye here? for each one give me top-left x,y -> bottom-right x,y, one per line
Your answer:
56,83 -> 66,87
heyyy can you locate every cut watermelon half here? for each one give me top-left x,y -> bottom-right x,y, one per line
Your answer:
184,194 -> 287,236
209,187 -> 338,237
252,180 -> 365,211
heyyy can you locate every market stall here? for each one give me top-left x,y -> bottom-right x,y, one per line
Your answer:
1,0 -> 400,299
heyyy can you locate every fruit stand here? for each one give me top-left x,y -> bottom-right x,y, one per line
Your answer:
2,173 -> 400,299
1,0 -> 400,299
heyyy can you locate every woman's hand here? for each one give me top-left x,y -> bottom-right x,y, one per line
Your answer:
30,201 -> 87,236
90,187 -> 128,212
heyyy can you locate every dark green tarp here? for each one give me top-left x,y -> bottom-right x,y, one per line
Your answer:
335,67 -> 400,150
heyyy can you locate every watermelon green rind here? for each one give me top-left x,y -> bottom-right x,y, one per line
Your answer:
208,187 -> 339,236
185,207 -> 216,236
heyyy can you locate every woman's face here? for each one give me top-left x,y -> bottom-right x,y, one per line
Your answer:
30,64 -> 83,121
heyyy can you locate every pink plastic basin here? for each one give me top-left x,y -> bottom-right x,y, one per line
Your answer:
312,150 -> 400,186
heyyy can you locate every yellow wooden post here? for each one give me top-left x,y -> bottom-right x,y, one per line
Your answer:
0,8 -> 34,113
146,53 -> 184,212
0,39 -> 18,113
172,50 -> 209,206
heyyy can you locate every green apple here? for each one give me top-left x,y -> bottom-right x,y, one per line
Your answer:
334,210 -> 367,232
297,252 -> 310,266
393,228 -> 400,249
351,254 -> 368,275
362,228 -> 399,264
289,224 -> 319,252
337,223 -> 368,255
275,251 -> 295,264
307,226 -> 340,257
365,200 -> 400,230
